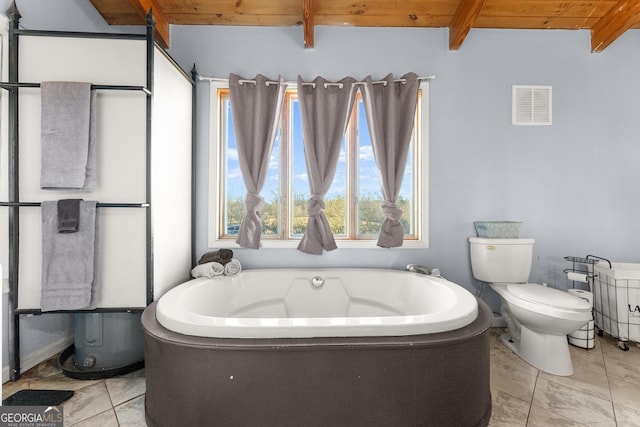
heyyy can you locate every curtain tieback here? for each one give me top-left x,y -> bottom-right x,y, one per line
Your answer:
245,192 -> 265,212
381,201 -> 402,222
307,195 -> 326,216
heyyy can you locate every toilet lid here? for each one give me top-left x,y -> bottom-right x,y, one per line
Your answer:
507,284 -> 591,311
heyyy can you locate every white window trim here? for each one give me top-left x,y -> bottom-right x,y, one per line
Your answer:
207,80 -> 430,249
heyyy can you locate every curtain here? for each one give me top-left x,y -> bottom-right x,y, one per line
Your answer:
361,72 -> 420,248
229,73 -> 286,249
297,76 -> 357,254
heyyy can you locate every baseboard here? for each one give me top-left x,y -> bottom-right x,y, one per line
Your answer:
2,335 -> 74,383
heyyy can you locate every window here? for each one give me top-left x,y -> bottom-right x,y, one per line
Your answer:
208,81 -> 429,248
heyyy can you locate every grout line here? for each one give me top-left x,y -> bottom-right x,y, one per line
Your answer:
597,336 -> 618,426
113,392 -> 146,408
524,369 -> 540,426
103,379 -> 116,410
595,335 -> 623,426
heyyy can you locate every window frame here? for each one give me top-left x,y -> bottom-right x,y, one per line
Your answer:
207,80 -> 430,249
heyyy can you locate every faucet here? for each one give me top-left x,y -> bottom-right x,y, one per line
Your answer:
406,264 -> 431,275
406,264 -> 443,278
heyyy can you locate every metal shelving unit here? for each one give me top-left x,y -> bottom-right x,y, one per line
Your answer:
0,6 -> 194,381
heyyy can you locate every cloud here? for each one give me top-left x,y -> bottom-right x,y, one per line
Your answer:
227,147 -> 238,161
359,145 -> 375,161
332,175 -> 346,189
338,148 -> 347,163
227,166 -> 242,179
268,153 -> 279,169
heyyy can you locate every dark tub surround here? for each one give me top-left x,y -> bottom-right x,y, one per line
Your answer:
142,299 -> 492,427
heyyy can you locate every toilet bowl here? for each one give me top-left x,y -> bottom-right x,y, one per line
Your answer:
469,237 -> 592,376
490,282 -> 592,376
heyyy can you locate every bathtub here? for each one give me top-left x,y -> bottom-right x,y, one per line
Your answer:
155,268 -> 479,339
143,268 -> 492,427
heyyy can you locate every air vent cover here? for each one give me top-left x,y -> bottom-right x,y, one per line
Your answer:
512,85 -> 552,125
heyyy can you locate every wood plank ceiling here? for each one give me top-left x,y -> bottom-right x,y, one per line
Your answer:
90,0 -> 640,53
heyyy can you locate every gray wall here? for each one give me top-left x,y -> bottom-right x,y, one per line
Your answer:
3,0 -> 640,371
167,24 -> 640,312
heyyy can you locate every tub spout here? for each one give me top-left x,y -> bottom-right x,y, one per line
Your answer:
406,264 -> 430,275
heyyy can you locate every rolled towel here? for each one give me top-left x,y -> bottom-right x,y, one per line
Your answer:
224,259 -> 242,276
191,262 -> 225,279
198,249 -> 233,266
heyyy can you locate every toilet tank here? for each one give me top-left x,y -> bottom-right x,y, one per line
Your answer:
469,237 -> 535,283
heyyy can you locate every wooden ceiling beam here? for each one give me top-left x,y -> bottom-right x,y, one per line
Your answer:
591,0 -> 640,53
303,0 -> 315,49
128,0 -> 171,48
449,0 -> 487,50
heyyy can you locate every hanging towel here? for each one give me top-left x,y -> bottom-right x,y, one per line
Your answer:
40,82 -> 97,191
191,262 -> 225,279
57,199 -> 82,233
41,200 -> 99,311
197,249 -> 233,266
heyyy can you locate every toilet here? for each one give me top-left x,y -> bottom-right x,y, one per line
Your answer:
469,237 -> 592,376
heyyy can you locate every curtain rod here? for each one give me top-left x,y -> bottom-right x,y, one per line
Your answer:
198,75 -> 435,87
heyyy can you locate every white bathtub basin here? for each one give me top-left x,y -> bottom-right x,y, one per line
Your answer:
156,268 -> 478,339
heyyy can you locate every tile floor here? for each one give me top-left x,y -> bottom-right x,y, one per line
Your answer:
2,328 -> 640,426
489,328 -> 640,427
2,359 -> 146,426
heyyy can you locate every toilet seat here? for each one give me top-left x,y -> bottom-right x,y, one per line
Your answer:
507,284 -> 591,312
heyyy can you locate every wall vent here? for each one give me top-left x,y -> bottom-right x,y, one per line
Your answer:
512,85 -> 552,125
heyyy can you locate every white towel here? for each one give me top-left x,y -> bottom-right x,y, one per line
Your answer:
41,200 -> 99,311
191,262 -> 225,278
40,82 -> 97,190
224,259 -> 242,276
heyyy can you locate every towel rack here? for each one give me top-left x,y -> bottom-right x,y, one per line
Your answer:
2,8 -> 195,382
0,202 -> 150,208
0,81 -> 151,95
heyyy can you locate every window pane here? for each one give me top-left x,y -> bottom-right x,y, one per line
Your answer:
326,140 -> 347,237
400,135 -> 414,236
261,132 -> 281,236
290,97 -> 308,236
221,93 -> 280,237
357,102 -> 383,237
222,96 -> 244,236
356,101 -> 414,238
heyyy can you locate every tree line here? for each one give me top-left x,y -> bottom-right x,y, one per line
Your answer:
225,192 -> 411,237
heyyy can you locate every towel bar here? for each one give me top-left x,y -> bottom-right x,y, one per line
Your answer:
0,202 -> 150,208
0,81 -> 151,95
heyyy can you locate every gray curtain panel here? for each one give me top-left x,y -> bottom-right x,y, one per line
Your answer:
297,76 -> 357,255
229,73 -> 286,249
362,72 -> 420,248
